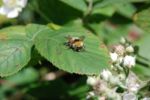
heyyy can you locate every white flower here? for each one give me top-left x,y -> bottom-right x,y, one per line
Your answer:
123,93 -> 137,100
126,45 -> 134,53
126,72 -> 140,93
106,89 -> 121,100
87,76 -> 98,86
123,55 -> 136,68
0,0 -> 28,18
128,83 -> 140,93
100,69 -> 112,81
110,52 -> 118,63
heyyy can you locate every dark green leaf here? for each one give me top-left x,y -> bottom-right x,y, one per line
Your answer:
5,67 -> 39,85
32,0 -> 82,24
60,0 -> 87,12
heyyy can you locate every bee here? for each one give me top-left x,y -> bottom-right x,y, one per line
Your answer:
65,35 -> 85,52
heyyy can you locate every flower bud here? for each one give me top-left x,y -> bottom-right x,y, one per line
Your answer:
115,45 -> 125,56
87,76 -> 98,86
126,45 -> 134,53
110,52 -> 118,63
120,37 -> 126,44
100,69 -> 112,81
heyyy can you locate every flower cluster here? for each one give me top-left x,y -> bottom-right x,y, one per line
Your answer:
0,0 -> 28,18
86,37 -> 149,100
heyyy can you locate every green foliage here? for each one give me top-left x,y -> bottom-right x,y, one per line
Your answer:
0,0 -> 150,99
0,67 -> 39,99
0,23 -> 110,77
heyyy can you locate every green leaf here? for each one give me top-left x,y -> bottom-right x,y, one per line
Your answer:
34,26 -> 110,75
134,7 -> 150,33
92,5 -> 116,17
31,0 -> 82,24
26,80 -> 69,99
136,34 -> 150,61
0,67 -> 39,99
132,64 -> 150,80
115,3 -> 136,18
60,0 -> 87,12
0,26 -> 32,77
94,0 -> 149,8
25,24 -> 50,41
5,67 -> 39,85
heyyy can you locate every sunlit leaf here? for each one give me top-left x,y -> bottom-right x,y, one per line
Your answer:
33,25 -> 110,75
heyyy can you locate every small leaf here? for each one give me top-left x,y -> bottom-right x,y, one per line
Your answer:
0,26 -> 32,77
34,26 -> 110,75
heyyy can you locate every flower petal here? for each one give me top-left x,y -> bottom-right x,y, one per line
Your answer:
0,6 -> 9,15
7,9 -> 19,18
